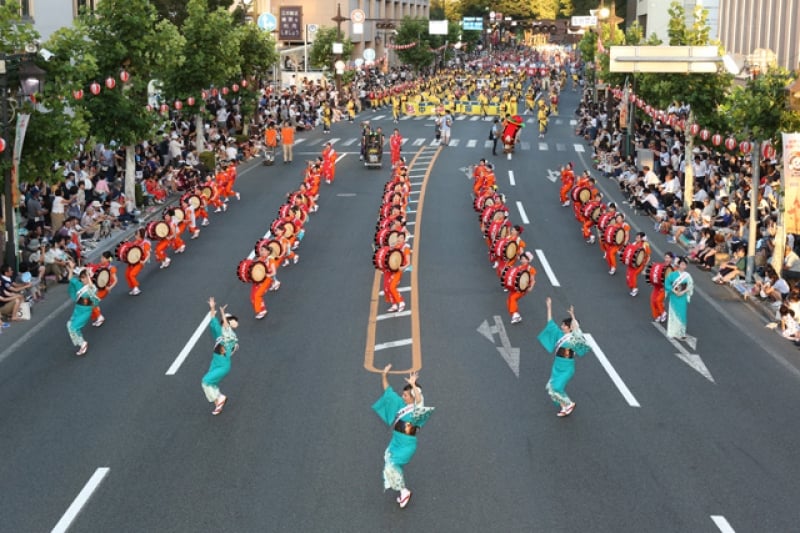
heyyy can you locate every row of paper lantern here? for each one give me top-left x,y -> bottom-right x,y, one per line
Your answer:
146,81 -> 251,112
612,87 -> 777,158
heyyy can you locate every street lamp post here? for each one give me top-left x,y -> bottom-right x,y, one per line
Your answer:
1,52 -> 45,270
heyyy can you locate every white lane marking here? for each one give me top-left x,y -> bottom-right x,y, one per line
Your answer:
406,210 -> 417,214
520,142 -> 530,151
377,310 -> 412,321
516,201 -> 530,224
306,138 -> 323,146
539,142 -> 549,151
400,115 -> 411,120
379,286 -> 411,296
508,170 -> 516,186
574,144 -> 585,152
406,221 -> 416,226
329,138 -> 340,145
375,338 -> 413,351
534,249 -> 560,287
335,153 -> 347,163
485,140 -> 493,148
413,138 -> 425,146
341,138 -> 358,146
166,314 -> 212,375
585,334 -> 641,407
336,193 -> 356,197
373,115 -> 385,120
467,139 -> 477,148
450,139 -> 460,146
52,467 -> 110,533
710,516 -> 736,533
456,115 -> 467,120
569,119 -> 577,125
470,116 -> 481,121
652,322 -> 714,382
294,138 -> 306,145
555,143 -> 566,151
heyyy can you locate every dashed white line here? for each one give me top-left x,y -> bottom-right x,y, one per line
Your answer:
166,314 -> 212,375
508,170 -> 516,186
574,144 -> 585,152
467,139 -> 477,148
584,334 -> 641,407
710,516 -> 736,533
534,249 -> 560,287
516,201 -> 530,224
52,467 -> 110,533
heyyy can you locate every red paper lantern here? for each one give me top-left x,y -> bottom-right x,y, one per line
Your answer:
105,77 -> 116,90
146,104 -> 153,112
645,105 -> 652,114
0,137 -> 6,153
160,104 -> 169,114
187,96 -> 195,106
241,79 -> 248,88
221,86 -> 229,95
211,88 -> 218,97
636,99 -> 644,109
725,136 -> 737,151
628,93 -> 636,103
72,89 -> 84,100
711,133 -> 722,146
700,129 -> 711,141
174,100 -> 183,110
739,141 -> 752,154
120,70 -> 130,83
232,83 -> 240,93
762,141 -> 776,160
90,82 -> 101,95
689,124 -> 700,136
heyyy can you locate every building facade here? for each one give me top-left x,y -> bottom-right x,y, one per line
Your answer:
633,0 -> 720,44
717,0 -> 800,72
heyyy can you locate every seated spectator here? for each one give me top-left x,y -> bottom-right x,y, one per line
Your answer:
752,265 -> 790,307
713,246 -> 746,284
777,305 -> 800,340
783,240 -> 800,282
688,228 -> 715,267
0,263 -> 25,323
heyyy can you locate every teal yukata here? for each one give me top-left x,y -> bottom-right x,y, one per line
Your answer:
201,316 -> 239,403
665,270 -> 693,339
372,386 -> 434,491
67,277 -> 100,347
537,320 -> 590,408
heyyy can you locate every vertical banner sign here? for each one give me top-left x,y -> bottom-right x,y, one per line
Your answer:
619,85 -> 628,132
279,6 -> 303,41
12,113 -> 31,206
782,133 -> 800,234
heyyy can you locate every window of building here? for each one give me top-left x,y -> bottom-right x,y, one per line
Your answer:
74,0 -> 97,17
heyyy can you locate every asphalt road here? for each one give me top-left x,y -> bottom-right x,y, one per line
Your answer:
2,89 -> 800,533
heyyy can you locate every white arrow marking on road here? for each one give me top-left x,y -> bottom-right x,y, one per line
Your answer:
710,515 -> 736,533
508,170 -> 516,186
477,316 -> 520,377
516,201 -> 530,224
52,467 -> 110,533
546,169 -> 560,183
584,334 -> 641,407
534,249 -> 560,287
652,322 -> 713,382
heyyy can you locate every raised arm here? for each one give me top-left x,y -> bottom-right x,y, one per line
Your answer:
568,305 -> 579,331
546,297 -> 552,322
381,364 -> 392,390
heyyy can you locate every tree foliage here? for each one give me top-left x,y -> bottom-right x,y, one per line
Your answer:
150,0 -> 234,27
308,26 -> 354,70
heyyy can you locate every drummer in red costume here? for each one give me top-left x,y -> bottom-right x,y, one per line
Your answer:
649,252 -> 675,323
560,163 -> 575,207
384,232 -> 411,312
251,244 -> 278,319
155,210 -> 177,269
126,228 -> 151,295
389,129 -> 403,167
604,212 -> 630,275
624,232 -> 652,297
88,251 -> 117,327
507,251 -> 537,324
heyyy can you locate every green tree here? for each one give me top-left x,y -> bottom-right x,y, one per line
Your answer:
236,23 -> 278,132
161,0 -> 240,151
150,0 -> 234,26
308,26 -> 354,70
80,0 -> 184,206
394,17 -> 434,72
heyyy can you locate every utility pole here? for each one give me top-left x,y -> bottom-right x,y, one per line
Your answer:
331,3 -> 348,96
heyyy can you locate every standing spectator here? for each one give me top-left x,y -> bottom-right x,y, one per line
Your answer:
25,188 -> 48,232
281,121 -> 295,164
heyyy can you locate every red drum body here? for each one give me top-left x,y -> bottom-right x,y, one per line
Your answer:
603,225 -> 626,246
621,244 -> 646,267
597,212 -> 616,232
502,265 -> 531,292
237,259 -> 254,283
582,201 -> 603,222
182,193 -> 202,210
494,238 -> 519,262
146,220 -> 170,240
90,266 -> 111,289
373,246 -> 404,272
167,206 -> 185,222
645,263 -> 674,285
116,242 -> 143,265
271,218 -> 296,238
571,185 -> 591,204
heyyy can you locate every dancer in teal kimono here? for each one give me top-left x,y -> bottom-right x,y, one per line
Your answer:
537,297 -> 590,417
67,267 -> 100,356
665,256 -> 694,340
201,297 -> 239,416
372,364 -> 434,508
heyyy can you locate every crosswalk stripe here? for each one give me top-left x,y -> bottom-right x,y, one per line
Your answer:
413,138 -> 425,146
455,115 -> 467,120
556,143 -> 566,151
520,142 -> 530,151
574,144 -> 585,152
329,138 -> 340,145
450,139 -> 460,146
414,116 -> 426,120
470,116 -> 481,121
539,142 -> 549,151
484,140 -> 493,148
429,138 -> 439,146
306,138 -> 323,146
400,115 -> 412,120
294,138 -> 306,145
554,119 -> 563,125
466,139 -> 477,148
570,119 -> 577,125
341,138 -> 357,146
373,115 -> 385,120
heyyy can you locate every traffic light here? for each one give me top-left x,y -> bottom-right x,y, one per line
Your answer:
376,21 -> 395,30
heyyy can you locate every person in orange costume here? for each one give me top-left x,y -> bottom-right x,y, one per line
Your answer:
507,251 -> 537,324
264,122 -> 278,160
596,202 -> 617,259
605,212 -> 630,275
203,174 -> 225,213
126,227 -> 151,296
193,185 -> 211,227
571,171 -> 592,221
389,129 -> 403,167
650,252 -> 675,323
251,245 -> 278,320
88,251 -> 117,327
170,209 -> 187,253
222,162 -> 240,201
155,210 -> 177,269
280,121 -> 295,164
560,163 -> 575,206
272,224 -> 298,266
625,232 -> 652,297
492,224 -> 525,273
384,232 -> 411,313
